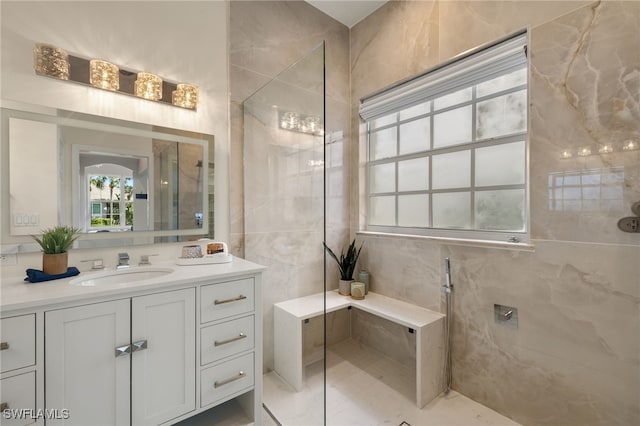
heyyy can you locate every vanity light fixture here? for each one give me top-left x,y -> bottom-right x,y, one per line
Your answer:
135,72 -> 162,101
300,116 -> 321,134
33,43 -> 198,110
172,83 -> 199,109
561,140 -> 640,159
33,43 -> 70,80
559,150 -> 573,159
89,60 -> 119,91
577,146 -> 592,157
598,144 -> 614,154
279,111 -> 324,136
280,112 -> 300,130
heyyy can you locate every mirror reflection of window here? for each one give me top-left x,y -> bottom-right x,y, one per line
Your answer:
79,151 -> 151,234
89,174 -> 134,230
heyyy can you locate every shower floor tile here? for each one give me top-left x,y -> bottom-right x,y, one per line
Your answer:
263,338 -> 520,426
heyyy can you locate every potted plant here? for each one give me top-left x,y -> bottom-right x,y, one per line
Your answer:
32,226 -> 80,275
323,239 -> 363,295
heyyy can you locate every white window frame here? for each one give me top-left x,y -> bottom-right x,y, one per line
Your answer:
360,32 -> 529,244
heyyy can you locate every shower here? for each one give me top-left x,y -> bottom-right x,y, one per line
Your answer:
442,257 -> 453,394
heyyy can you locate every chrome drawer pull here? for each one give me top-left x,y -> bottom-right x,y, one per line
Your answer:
214,333 -> 246,347
115,344 -> 131,358
0,402 -> 8,411
0,342 -> 9,350
132,340 -> 148,353
214,295 -> 247,305
214,371 -> 246,388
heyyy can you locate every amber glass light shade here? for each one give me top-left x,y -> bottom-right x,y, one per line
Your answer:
33,43 -> 70,80
89,60 -> 119,91
172,83 -> 199,109
134,72 -> 162,100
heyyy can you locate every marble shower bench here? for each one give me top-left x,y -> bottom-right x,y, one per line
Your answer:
274,290 -> 445,408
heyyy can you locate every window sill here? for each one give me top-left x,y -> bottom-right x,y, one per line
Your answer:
356,230 -> 536,252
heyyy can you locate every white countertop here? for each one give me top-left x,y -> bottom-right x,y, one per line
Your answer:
0,257 -> 266,313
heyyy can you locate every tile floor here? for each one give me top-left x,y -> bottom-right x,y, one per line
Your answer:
263,338 -> 521,426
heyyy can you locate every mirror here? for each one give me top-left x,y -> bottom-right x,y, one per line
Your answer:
1,106 -> 214,248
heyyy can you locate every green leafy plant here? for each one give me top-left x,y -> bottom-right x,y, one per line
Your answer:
323,239 -> 363,281
32,226 -> 80,254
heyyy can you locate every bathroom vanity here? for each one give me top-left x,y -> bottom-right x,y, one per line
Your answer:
0,258 -> 265,425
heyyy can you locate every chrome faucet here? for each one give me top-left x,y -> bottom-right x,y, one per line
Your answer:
81,258 -> 104,270
117,253 -> 130,269
139,254 -> 158,266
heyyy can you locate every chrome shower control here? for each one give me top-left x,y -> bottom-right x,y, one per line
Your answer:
618,217 -> 640,233
494,304 -> 518,328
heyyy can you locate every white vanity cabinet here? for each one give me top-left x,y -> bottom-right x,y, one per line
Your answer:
45,299 -> 132,425
0,258 -> 264,426
0,314 -> 37,426
199,278 -> 257,410
45,288 -> 196,426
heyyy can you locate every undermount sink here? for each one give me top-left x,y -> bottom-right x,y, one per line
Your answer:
69,267 -> 175,286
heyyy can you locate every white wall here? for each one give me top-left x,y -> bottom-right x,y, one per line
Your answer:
0,1 -> 229,273
8,118 -> 58,235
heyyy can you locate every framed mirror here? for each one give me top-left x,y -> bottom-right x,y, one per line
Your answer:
1,106 -> 214,249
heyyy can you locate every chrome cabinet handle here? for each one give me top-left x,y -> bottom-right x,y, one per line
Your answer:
214,371 -> 246,388
0,342 -> 9,350
0,402 -> 8,411
214,333 -> 246,347
214,295 -> 247,305
115,344 -> 131,358
131,340 -> 148,353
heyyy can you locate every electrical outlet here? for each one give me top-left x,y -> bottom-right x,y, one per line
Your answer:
0,254 -> 17,266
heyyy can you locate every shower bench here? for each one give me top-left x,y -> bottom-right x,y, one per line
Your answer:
274,290 -> 445,408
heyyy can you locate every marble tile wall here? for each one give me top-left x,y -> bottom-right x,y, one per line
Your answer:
350,1 -> 640,425
351,308 -> 416,368
303,309 -> 351,364
229,0 -> 350,372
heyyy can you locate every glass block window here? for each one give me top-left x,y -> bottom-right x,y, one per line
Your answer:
360,33 -> 528,242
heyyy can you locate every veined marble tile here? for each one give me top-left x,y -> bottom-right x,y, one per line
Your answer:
246,230 -> 326,371
303,309 -> 350,364
350,0 -> 439,101
351,308 -> 417,368
443,240 -> 639,426
230,1 -> 351,344
230,0 -> 349,105
438,1 -> 591,60
229,64 -> 271,104
357,233 -> 443,313
229,101 -> 244,238
529,0 -> 640,244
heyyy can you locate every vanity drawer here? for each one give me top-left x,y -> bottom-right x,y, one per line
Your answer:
0,372 -> 36,426
201,315 -> 254,365
0,315 -> 36,373
201,278 -> 254,323
200,353 -> 254,408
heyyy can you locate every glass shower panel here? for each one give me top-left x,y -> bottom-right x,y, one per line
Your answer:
244,43 -> 325,425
